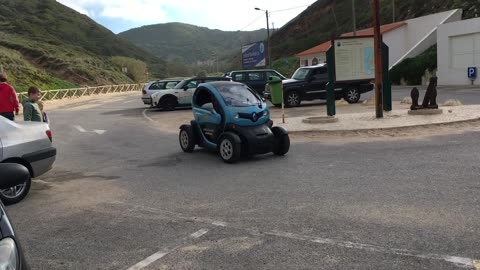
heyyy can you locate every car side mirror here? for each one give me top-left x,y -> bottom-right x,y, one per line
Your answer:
307,77 -> 313,83
0,164 -> 30,189
183,86 -> 189,91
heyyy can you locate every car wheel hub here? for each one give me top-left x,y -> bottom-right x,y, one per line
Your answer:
348,89 -> 359,100
288,93 -> 299,105
220,140 -> 234,160
180,131 -> 189,149
1,183 -> 25,199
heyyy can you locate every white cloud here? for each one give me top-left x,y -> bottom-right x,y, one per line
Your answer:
56,0 -> 318,31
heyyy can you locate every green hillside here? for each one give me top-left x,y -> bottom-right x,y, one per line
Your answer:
270,0 -> 480,59
0,0 -> 166,91
119,23 -> 266,64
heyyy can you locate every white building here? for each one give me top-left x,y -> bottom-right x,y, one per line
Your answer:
296,9 -> 462,70
437,18 -> 480,85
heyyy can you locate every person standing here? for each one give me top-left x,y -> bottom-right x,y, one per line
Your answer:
23,87 -> 42,122
0,73 -> 19,121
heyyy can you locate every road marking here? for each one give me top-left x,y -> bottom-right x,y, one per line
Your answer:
123,100 -> 135,104
126,228 -> 209,270
73,125 -> 106,135
142,109 -> 154,122
114,201 -> 479,269
126,251 -> 169,270
190,228 -> 209,238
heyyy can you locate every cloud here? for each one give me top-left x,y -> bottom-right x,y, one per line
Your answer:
56,0 -> 317,32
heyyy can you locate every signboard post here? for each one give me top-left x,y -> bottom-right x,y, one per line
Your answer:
241,42 -> 266,69
468,67 -> 477,85
372,0 -> 383,118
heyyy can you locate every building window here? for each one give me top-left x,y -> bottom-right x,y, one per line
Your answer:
303,59 -> 309,66
312,57 -> 319,65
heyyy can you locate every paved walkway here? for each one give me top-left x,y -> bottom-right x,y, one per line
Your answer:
277,105 -> 480,132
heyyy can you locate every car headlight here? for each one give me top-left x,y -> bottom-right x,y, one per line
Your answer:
234,113 -> 239,119
263,110 -> 268,116
0,238 -> 18,270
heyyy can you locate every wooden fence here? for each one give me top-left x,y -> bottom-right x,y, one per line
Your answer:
17,84 -> 142,102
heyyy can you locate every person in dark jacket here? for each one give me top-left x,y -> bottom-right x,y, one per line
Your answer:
0,73 -> 19,121
23,87 -> 42,122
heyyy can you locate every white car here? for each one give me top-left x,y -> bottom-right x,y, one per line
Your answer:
141,79 -> 182,105
151,76 -> 231,110
0,117 -> 56,204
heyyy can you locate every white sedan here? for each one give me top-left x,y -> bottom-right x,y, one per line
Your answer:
0,117 -> 56,204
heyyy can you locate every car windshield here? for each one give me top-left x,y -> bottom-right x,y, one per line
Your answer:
217,84 -> 261,107
292,68 -> 312,80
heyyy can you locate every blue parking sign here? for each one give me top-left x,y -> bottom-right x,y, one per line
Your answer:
468,67 -> 477,79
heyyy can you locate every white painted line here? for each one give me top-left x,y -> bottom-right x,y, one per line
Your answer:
73,125 -> 106,135
190,228 -> 209,239
123,100 -> 135,104
142,109 -> 154,122
73,125 -> 86,132
126,251 -> 169,270
114,202 -> 479,269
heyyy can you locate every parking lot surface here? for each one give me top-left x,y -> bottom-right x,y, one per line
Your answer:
7,92 -> 480,269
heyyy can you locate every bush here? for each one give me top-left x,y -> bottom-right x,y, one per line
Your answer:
390,46 -> 437,85
112,56 -> 147,83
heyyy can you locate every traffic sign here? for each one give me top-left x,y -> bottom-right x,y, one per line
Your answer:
468,67 -> 477,79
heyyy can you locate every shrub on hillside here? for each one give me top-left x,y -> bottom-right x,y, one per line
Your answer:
390,46 -> 437,85
112,56 -> 147,83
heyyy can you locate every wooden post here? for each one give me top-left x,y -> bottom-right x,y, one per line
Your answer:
373,0 -> 383,118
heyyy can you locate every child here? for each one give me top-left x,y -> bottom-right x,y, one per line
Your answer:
38,100 -> 49,124
23,87 -> 42,122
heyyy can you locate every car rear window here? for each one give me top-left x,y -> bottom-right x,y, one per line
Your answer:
233,73 -> 246,81
149,82 -> 165,90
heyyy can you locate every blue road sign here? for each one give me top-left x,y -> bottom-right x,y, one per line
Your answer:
468,67 -> 477,79
242,42 -> 266,69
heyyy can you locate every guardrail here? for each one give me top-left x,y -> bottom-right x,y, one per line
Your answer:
17,84 -> 142,102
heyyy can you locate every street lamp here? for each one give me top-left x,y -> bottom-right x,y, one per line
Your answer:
255,7 -> 271,67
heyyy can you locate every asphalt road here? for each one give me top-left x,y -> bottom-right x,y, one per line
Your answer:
6,93 -> 480,270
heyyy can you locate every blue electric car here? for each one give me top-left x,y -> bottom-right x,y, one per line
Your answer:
179,81 -> 290,163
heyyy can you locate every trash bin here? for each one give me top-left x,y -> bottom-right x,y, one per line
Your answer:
267,76 -> 283,105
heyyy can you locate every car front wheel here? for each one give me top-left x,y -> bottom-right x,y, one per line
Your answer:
0,164 -> 31,205
285,91 -> 301,107
218,133 -> 241,163
345,87 -> 361,104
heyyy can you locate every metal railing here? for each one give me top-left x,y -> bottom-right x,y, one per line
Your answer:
17,84 -> 142,102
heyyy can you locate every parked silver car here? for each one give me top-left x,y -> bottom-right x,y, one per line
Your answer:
142,79 -> 182,105
0,117 -> 56,204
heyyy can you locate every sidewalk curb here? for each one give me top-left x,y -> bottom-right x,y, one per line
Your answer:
284,117 -> 480,135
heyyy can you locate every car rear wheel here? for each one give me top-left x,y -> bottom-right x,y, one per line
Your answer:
0,164 -> 31,205
218,133 -> 241,163
179,125 -> 196,153
285,91 -> 301,107
344,87 -> 361,104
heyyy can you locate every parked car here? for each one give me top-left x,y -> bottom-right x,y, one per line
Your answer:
0,117 -> 56,204
264,64 -> 374,107
228,69 -> 286,95
179,81 -> 289,163
0,163 -> 31,269
151,76 -> 231,110
142,79 -> 182,105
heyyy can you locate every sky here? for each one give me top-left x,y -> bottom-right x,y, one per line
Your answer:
56,0 -> 318,33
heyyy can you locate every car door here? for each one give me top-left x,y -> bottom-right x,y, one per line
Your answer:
193,88 -> 222,143
177,80 -> 197,105
305,67 -> 328,99
246,71 -> 266,94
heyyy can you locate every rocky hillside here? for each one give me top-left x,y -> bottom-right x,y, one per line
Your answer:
0,0 -> 166,91
270,0 -> 480,59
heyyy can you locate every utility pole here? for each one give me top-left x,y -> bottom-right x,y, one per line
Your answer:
373,0 -> 383,118
392,0 -> 395,22
266,10 -> 271,68
352,0 -> 357,36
